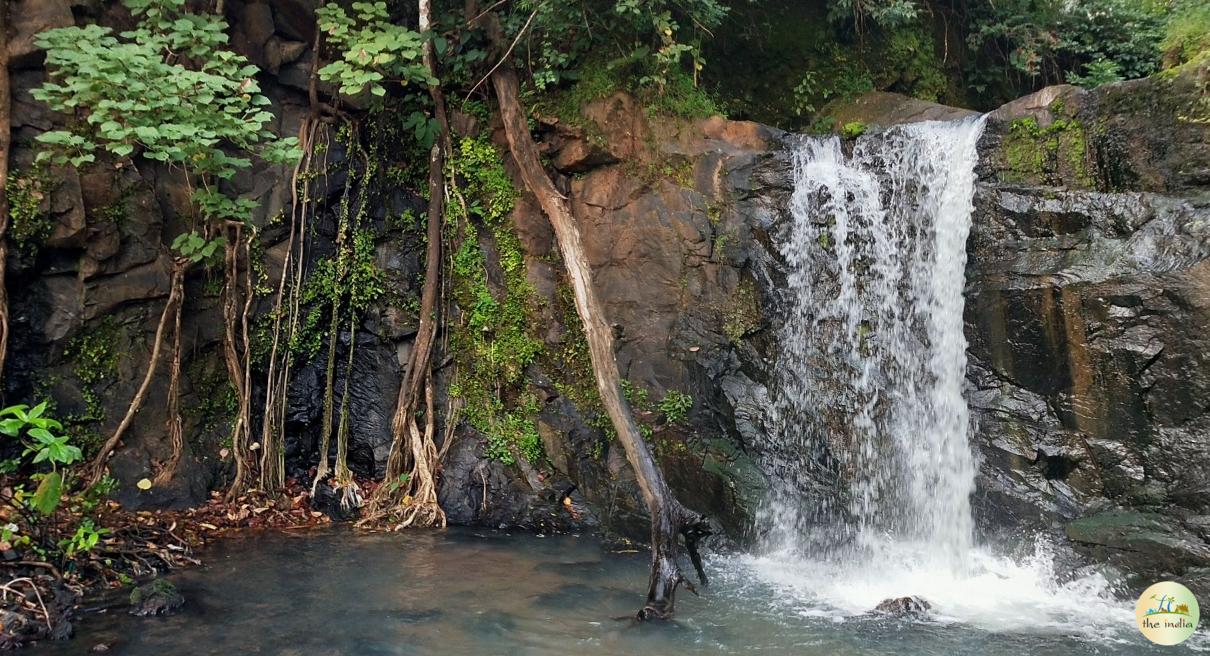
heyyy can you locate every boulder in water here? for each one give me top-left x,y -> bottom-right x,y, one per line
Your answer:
873,596 -> 932,617
129,580 -> 184,617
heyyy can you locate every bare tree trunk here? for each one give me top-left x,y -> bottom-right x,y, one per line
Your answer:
479,13 -> 710,619
361,0 -> 449,528
86,260 -> 188,485
0,1 -> 11,394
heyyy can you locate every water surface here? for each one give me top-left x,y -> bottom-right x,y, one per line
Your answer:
34,529 -> 1203,655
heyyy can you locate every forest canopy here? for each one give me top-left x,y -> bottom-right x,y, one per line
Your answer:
466,0 -> 1209,128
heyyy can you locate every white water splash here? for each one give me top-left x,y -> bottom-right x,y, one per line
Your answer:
764,118 -> 985,564
752,118 -> 1174,642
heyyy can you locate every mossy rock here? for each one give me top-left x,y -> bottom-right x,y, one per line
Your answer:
129,579 -> 184,617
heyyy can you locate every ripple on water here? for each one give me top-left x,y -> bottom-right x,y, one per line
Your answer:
31,530 -> 1205,656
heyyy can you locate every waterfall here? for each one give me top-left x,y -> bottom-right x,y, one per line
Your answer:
741,117 -> 1134,634
764,117 -> 985,568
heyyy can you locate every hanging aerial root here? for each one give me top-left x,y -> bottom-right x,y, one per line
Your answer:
223,225 -> 256,501
359,11 -> 450,526
85,260 -> 188,486
154,269 -> 187,485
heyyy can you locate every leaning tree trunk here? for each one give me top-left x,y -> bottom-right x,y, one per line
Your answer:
0,1 -> 11,393
479,15 -> 710,619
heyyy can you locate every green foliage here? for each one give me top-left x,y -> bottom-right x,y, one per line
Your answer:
1,402 -> 83,516
316,1 -> 435,99
454,138 -> 519,223
65,319 -> 120,441
294,228 -> 385,360
1163,0 -> 1210,67
658,390 -> 694,424
1001,116 -> 1092,187
621,379 -> 651,410
827,0 -> 920,30
5,167 -> 53,252
1066,59 -> 1125,88
482,396 -> 544,465
74,475 -> 119,513
517,0 -> 727,93
841,121 -> 867,139
966,0 -> 1166,90
721,279 -> 762,344
31,473 -> 64,516
535,50 -> 722,124
32,0 -> 300,223
0,403 -> 83,471
791,58 -> 872,119
445,138 -> 546,465
59,518 -> 110,557
171,231 -> 225,265
293,131 -> 386,364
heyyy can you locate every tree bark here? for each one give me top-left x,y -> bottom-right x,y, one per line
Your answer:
362,0 -> 450,528
478,15 -> 710,619
0,1 -> 11,393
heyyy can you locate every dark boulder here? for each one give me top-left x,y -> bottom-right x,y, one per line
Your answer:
873,596 -> 932,617
128,580 -> 184,617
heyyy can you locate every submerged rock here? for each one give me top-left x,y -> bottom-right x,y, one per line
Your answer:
873,596 -> 932,617
129,580 -> 184,617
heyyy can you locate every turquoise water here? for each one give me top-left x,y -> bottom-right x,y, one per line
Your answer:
31,529 -> 1204,655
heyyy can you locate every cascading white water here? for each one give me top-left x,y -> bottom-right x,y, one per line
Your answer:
742,118 -> 1144,638
764,118 -> 984,567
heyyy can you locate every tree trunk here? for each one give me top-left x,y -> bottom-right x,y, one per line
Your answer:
0,1 -> 11,393
479,15 -> 710,619
361,0 -> 450,528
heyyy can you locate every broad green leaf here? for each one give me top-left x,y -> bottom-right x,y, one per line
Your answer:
31,472 -> 63,515
0,418 -> 24,436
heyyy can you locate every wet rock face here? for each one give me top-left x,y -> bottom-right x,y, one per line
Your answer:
436,95 -> 780,540
2,0 -> 417,508
964,71 -> 1210,581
